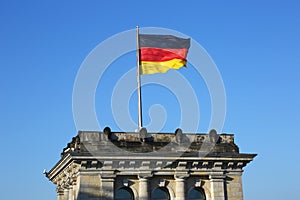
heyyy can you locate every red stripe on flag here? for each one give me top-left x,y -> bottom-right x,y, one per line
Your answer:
140,47 -> 188,62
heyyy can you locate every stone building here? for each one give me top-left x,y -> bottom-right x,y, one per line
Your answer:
46,128 -> 256,200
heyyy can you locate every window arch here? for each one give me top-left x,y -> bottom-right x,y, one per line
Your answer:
188,187 -> 206,200
152,187 -> 170,200
115,187 -> 134,200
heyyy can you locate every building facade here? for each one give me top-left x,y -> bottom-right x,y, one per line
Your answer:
46,128 -> 256,200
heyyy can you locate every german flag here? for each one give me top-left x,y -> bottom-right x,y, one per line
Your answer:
139,34 -> 190,75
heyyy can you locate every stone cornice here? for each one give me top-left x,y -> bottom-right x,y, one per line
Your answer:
70,153 -> 256,162
46,153 -> 72,181
46,152 -> 256,181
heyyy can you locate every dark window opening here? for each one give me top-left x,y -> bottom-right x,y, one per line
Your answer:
152,187 -> 170,200
188,187 -> 206,200
115,187 -> 134,200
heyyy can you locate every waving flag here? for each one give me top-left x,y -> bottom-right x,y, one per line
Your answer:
139,34 -> 190,75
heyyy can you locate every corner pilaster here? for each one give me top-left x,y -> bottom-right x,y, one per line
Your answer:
209,173 -> 226,200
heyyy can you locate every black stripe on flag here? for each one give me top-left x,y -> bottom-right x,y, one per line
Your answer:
139,34 -> 190,49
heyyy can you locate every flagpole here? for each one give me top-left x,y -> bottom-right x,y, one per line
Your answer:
136,26 -> 143,131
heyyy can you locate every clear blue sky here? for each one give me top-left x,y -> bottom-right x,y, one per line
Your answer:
1,0 -> 299,199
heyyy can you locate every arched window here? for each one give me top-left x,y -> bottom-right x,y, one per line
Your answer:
152,187 -> 170,200
115,187 -> 134,200
188,187 -> 206,200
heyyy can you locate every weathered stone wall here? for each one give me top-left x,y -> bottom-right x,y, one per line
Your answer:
77,173 -> 101,200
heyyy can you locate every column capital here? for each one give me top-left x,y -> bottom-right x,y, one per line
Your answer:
101,177 -> 115,183
174,173 -> 189,180
209,174 -> 226,179
63,183 -> 70,190
226,171 -> 243,176
138,173 -> 152,179
209,174 -> 226,183
56,185 -> 64,194
100,171 -> 116,179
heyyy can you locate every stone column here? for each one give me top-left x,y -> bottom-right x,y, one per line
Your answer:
138,176 -> 149,200
100,174 -> 115,200
175,178 -> 185,200
175,177 -> 186,200
63,186 -> 69,200
209,174 -> 226,200
56,186 -> 64,200
68,184 -> 74,200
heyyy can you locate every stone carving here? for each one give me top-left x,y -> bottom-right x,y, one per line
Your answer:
104,126 -> 118,142
61,136 -> 80,157
139,127 -> 147,141
209,129 -> 219,143
175,128 -> 183,143
195,135 -> 205,143
102,127 -> 111,141
139,127 -> 153,142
